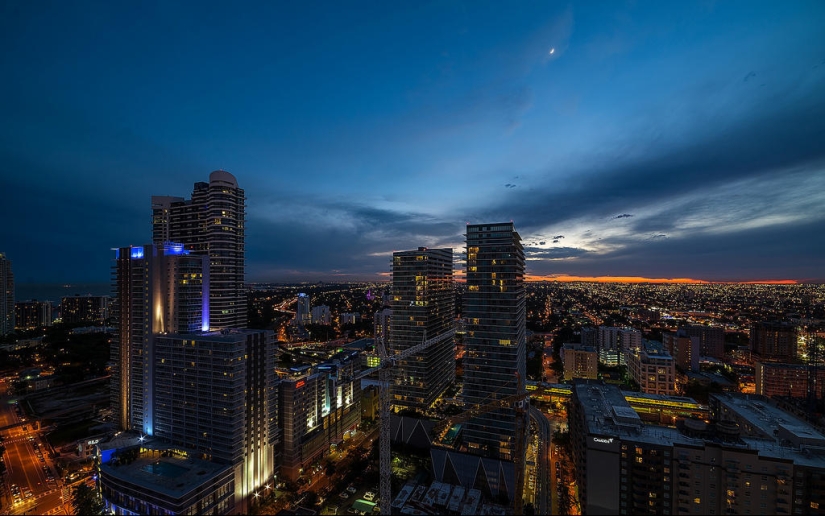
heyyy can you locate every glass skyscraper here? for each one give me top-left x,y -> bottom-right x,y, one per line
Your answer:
389,247 -> 455,412
461,223 -> 526,461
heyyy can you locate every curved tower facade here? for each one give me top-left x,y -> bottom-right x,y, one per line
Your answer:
152,170 -> 246,329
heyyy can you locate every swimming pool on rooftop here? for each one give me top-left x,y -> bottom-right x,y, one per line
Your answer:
142,461 -> 190,478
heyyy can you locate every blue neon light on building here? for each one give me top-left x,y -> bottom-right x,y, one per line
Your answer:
164,242 -> 188,255
130,247 -> 144,260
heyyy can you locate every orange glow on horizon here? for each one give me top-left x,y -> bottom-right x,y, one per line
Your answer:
524,274 -> 798,284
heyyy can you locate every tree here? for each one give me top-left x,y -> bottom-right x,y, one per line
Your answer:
72,483 -> 104,515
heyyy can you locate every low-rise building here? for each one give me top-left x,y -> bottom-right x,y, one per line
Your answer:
662,330 -> 700,372
755,361 -> 825,399
278,350 -> 361,481
569,381 -> 825,516
14,300 -> 53,329
751,321 -> 799,359
100,441 -> 235,515
561,343 -> 598,381
625,345 -> 676,396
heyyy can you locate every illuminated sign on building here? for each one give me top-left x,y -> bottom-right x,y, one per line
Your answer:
295,380 -> 305,389
164,242 -> 188,255
130,247 -> 144,260
593,437 -> 614,444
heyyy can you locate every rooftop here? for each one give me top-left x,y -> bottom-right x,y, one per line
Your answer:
713,393 -> 825,448
575,381 -> 825,467
100,446 -> 231,499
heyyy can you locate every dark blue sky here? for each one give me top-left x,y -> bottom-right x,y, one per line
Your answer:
1,1 -> 824,284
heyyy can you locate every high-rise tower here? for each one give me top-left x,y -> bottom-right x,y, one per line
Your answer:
389,247 -> 455,412
110,243 -> 209,433
152,170 -> 246,329
0,253 -> 13,336
462,223 -> 526,461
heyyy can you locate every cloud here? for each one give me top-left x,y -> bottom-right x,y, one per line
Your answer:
476,74 -> 825,234
524,246 -> 590,260
246,197 -> 464,281
614,213 -> 634,219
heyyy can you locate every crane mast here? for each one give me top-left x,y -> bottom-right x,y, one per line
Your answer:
353,328 -> 456,515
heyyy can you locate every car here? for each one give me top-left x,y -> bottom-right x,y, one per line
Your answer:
346,485 -> 357,494
347,508 -> 358,515
363,491 -> 375,501
339,492 -> 350,500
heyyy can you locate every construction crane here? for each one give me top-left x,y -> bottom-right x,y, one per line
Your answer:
430,375 -> 549,515
350,328 -> 456,515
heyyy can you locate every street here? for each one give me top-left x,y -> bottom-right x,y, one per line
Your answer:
1,396 -> 69,515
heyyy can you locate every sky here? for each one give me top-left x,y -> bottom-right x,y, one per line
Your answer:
1,1 -> 824,285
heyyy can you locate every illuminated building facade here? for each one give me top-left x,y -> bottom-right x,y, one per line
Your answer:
751,321 -> 799,359
153,329 -> 279,505
597,326 -> 642,366
390,247 -> 455,412
625,346 -> 676,395
15,300 -> 52,329
311,304 -> 331,325
278,351 -> 361,481
663,330 -> 700,372
570,381 -> 825,516
60,294 -> 110,324
295,293 -> 311,326
374,307 -> 391,350
152,170 -> 246,330
755,361 -> 825,399
561,343 -> 598,381
0,253 -> 13,335
682,324 -> 725,359
110,243 -> 209,433
462,223 -> 527,461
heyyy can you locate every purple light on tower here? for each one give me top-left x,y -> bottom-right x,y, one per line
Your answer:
202,295 -> 210,331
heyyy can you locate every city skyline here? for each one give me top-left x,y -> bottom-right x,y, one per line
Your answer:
2,2 -> 824,284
